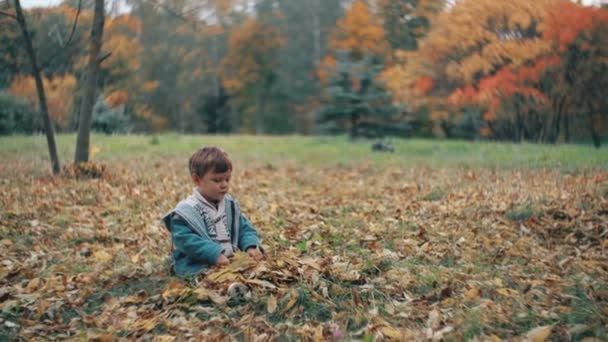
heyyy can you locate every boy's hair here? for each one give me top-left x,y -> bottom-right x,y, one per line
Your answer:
189,146 -> 232,177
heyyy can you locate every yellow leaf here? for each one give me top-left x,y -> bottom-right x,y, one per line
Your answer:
524,325 -> 553,342
25,277 -> 41,293
93,250 -> 113,263
267,295 -> 277,314
496,287 -> 519,297
281,289 -> 298,314
464,287 -> 480,301
87,333 -> 116,342
488,334 -> 503,342
313,325 -> 324,341
90,145 -> 101,160
380,326 -> 403,339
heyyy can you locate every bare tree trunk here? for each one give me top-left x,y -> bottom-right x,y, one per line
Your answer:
350,112 -> 359,139
588,111 -> 601,148
13,0 -> 60,174
549,96 -> 566,143
312,0 -> 321,66
564,114 -> 570,143
255,89 -> 266,135
75,0 -> 104,163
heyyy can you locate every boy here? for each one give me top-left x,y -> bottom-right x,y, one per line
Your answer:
163,146 -> 264,277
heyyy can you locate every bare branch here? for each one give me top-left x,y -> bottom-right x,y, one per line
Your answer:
63,0 -> 82,48
0,9 -> 16,19
145,0 -> 213,23
41,0 -> 82,69
99,51 -> 111,63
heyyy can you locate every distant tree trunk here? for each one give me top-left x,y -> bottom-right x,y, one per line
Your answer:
588,111 -> 601,148
255,90 -> 266,135
564,114 -> 570,143
549,96 -> 566,143
75,0 -> 104,163
13,0 -> 60,174
350,112 -> 359,139
312,0 -> 321,66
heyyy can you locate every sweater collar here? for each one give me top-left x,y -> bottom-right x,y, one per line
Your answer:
192,188 -> 225,213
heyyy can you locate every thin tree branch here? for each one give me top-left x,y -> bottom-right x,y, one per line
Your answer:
99,51 -> 111,63
0,9 -> 16,19
62,0 -> 82,48
42,0 -> 82,69
145,0 -> 212,23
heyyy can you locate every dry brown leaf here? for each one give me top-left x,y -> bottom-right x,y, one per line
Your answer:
267,295 -> 277,314
464,287 -> 480,301
523,325 -> 553,342
93,250 -> 113,263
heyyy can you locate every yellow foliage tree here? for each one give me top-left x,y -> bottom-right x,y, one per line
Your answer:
384,0 -> 563,139
222,17 -> 284,133
9,74 -> 77,129
319,0 -> 390,86
329,0 -> 389,59
421,0 -> 556,84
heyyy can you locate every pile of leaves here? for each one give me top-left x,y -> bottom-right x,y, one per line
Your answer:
1,156 -> 607,340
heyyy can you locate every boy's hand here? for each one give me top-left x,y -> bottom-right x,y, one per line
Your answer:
247,247 -> 264,261
216,254 -> 230,266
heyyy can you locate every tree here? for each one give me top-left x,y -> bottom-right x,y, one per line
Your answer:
198,84 -> 231,133
75,0 -> 104,163
9,74 -> 77,130
318,51 -> 401,139
5,0 -> 61,174
329,0 -> 388,60
388,0 -> 559,140
542,1 -> 608,147
272,0 -> 344,133
378,0 -> 444,51
222,17 -> 284,134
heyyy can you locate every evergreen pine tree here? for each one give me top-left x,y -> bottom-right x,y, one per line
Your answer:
318,51 -> 407,138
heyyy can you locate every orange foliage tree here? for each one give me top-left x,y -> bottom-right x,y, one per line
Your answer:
319,0 -> 389,84
9,74 -> 77,130
329,0 -> 389,59
386,0 -> 566,140
540,1 -> 608,147
222,17 -> 284,133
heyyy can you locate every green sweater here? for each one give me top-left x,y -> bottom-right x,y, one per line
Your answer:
163,195 -> 262,277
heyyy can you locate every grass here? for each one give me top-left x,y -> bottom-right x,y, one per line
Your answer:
505,201 -> 539,221
0,133 -> 606,171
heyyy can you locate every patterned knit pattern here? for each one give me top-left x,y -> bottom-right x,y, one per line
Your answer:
192,189 -> 234,257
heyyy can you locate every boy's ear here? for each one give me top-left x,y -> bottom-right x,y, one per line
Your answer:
191,173 -> 200,183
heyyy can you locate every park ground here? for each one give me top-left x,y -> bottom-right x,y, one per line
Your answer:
1,134 -> 607,340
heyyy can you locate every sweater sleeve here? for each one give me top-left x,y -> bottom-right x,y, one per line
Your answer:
237,213 -> 263,251
170,214 -> 224,265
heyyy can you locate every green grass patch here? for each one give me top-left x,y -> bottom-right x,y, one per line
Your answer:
1,134 -> 606,170
505,201 -> 540,221
423,187 -> 445,201
560,284 -> 608,340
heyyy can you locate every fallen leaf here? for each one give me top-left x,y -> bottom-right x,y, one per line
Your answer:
464,287 -> 480,301
523,325 -> 553,342
380,326 -> 403,339
267,295 -> 277,314
25,277 -> 41,293
93,250 -> 113,263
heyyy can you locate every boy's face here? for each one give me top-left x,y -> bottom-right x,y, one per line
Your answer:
193,169 -> 231,202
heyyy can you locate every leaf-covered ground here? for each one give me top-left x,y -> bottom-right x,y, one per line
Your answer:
1,135 -> 607,341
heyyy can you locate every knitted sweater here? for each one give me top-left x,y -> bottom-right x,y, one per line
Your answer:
162,192 -> 262,277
